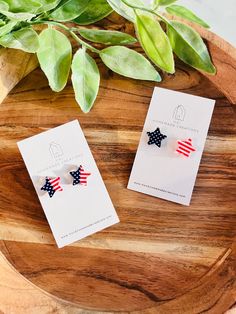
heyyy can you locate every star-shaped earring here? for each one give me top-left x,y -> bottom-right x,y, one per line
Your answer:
70,165 -> 91,186
147,127 -> 167,148
41,177 -> 63,198
176,138 -> 196,157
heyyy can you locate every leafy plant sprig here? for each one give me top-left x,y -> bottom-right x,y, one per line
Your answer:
0,0 -> 216,112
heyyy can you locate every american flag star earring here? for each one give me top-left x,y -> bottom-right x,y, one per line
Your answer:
176,138 -> 196,157
69,165 -> 91,186
41,176 -> 63,198
147,127 -> 167,148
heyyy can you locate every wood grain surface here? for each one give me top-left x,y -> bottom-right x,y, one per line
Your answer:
0,252 -> 235,314
0,251 -> 84,314
0,15 -> 236,313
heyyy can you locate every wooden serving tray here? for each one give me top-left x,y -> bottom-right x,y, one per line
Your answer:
0,16 -> 236,313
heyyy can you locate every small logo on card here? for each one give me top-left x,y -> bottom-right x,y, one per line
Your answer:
173,105 -> 186,122
49,142 -> 64,159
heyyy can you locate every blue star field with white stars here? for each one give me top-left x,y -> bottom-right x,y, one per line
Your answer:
147,127 -> 167,148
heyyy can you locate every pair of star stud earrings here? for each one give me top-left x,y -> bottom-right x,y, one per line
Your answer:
41,165 -> 91,198
147,127 -> 196,157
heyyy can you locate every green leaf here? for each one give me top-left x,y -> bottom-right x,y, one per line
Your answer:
78,29 -> 137,45
0,27 -> 39,52
100,46 -> 161,82
74,0 -> 113,25
37,27 -> 72,91
71,48 -> 100,113
166,5 -> 210,28
107,0 -> 144,22
135,12 -> 174,73
0,19 -> 5,26
0,10 -> 35,21
50,0 -> 90,22
36,0 -> 61,13
0,0 -> 35,20
167,21 -> 216,74
0,0 -> 9,11
157,0 -> 177,6
1,0 -> 62,18
151,0 -> 159,10
3,0 -> 41,13
0,20 -> 17,36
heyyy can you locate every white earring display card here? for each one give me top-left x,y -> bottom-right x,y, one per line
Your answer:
128,87 -> 215,206
18,120 -> 119,248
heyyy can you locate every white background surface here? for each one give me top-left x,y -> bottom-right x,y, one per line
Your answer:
18,120 -> 119,248
128,87 -> 215,206
146,0 -> 236,47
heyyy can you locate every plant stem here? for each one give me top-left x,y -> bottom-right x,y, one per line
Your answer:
120,0 -> 170,25
31,20 -> 100,54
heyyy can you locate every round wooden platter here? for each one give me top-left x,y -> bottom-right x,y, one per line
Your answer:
0,16 -> 236,313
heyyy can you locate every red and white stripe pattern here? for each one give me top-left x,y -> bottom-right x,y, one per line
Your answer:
79,165 -> 91,185
41,176 -> 63,198
70,165 -> 91,186
176,138 -> 196,157
48,177 -> 63,191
